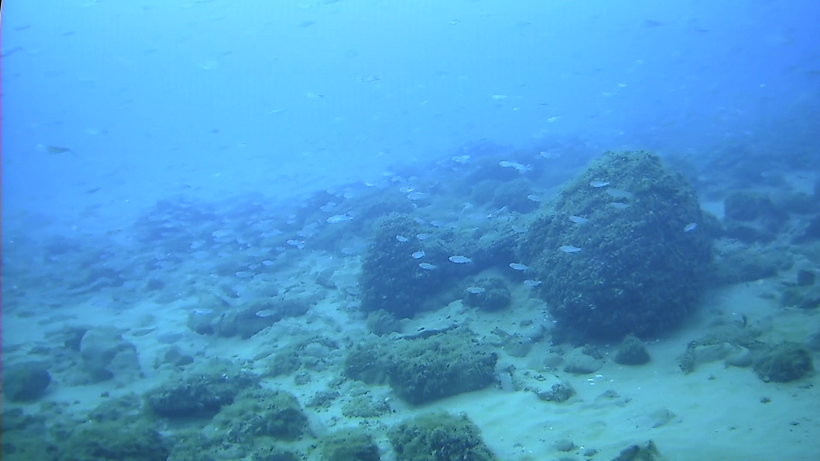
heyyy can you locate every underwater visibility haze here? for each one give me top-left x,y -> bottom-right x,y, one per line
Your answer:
1,1 -> 819,460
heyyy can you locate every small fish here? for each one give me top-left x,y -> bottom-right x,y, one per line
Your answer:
569,215 -> 588,224
235,271 -> 255,278
527,194 -> 545,202
452,155 -> 471,164
418,262 -> 438,270
413,217 -> 427,224
539,151 -> 561,160
85,187 -> 102,194
606,189 -> 633,199
407,192 -> 430,200
589,180 -> 610,188
466,286 -> 486,294
416,233 -> 432,240
411,251 -> 425,259
492,94 -> 507,101
399,186 -> 415,193
499,160 -> 532,173
684,223 -> 698,232
37,144 -> 76,156
509,263 -> 529,271
524,280 -> 542,287
609,202 -> 631,209
192,308 -> 213,316
255,309 -> 277,318
449,255 -> 473,264
559,245 -> 582,253
547,116 -> 562,122
286,239 -> 305,249
326,214 -> 352,223
396,235 -> 409,242
511,225 -> 527,234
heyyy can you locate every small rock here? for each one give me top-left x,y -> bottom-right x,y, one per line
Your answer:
614,335 -> 650,365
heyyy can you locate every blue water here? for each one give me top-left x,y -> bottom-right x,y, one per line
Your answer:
3,0 -> 818,225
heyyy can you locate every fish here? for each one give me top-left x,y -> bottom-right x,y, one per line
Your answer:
395,235 -> 409,242
411,251 -> 425,259
449,255 -> 473,264
235,271 -> 255,278
684,223 -> 698,232
255,309 -> 277,318
326,214 -> 353,223
539,151 -> 561,160
524,280 -> 542,287
37,144 -> 76,156
416,233 -> 432,240
569,215 -> 588,224
589,180 -> 610,188
609,202 -> 631,209
192,308 -> 213,316
527,194 -> 545,202
466,287 -> 486,294
418,262 -> 437,270
407,192 -> 430,201
559,245 -> 582,253
606,189 -> 633,199
509,263 -> 529,271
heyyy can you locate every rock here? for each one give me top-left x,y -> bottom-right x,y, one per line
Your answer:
614,335 -> 650,365
79,327 -> 142,382
563,348 -> 604,375
553,439 -> 576,452
4,362 -> 51,402
753,343 -> 814,383
797,269 -> 816,287
611,440 -> 665,461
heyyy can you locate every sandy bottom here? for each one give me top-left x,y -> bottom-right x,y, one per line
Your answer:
2,275 -> 818,461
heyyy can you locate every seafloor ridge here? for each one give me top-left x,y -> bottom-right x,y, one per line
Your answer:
2,140 -> 818,461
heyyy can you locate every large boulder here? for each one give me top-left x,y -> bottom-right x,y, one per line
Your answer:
519,151 -> 712,341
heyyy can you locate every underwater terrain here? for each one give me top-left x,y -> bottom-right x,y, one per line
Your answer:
2,1 -> 819,461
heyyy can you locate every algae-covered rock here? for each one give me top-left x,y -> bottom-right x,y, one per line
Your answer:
386,328 -> 497,404
344,328 -> 497,405
388,412 -> 497,461
320,428 -> 380,461
614,335 -> 651,365
145,369 -> 259,419
4,362 -> 51,402
56,420 -> 169,461
519,151 -> 712,341
753,342 -> 814,383
211,388 -> 309,442
463,277 -> 512,311
359,213 -> 450,317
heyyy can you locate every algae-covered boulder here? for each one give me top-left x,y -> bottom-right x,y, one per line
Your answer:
145,370 -> 259,419
753,342 -> 814,383
360,213 -> 451,317
344,328 -> 497,405
519,151 -> 712,341
211,388 -> 309,442
388,412 -> 497,461
320,428 -> 381,461
56,420 -> 169,461
389,330 -> 497,404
